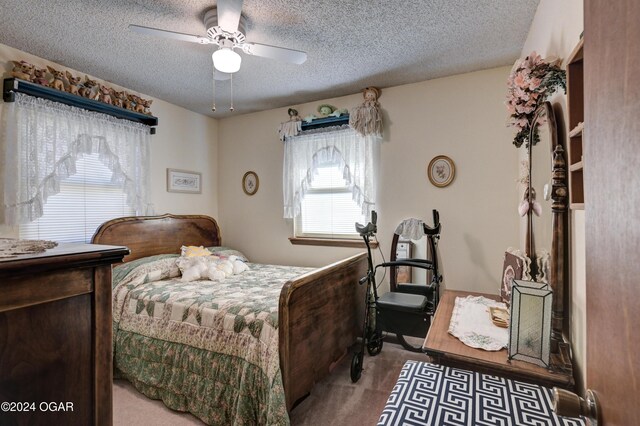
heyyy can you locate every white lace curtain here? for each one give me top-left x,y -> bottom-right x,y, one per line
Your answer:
283,127 -> 380,218
1,93 -> 153,225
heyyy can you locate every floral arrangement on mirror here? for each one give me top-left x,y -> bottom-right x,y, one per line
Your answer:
505,52 -> 566,148
8,60 -> 153,116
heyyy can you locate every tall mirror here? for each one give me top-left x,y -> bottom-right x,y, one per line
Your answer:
392,237 -> 433,288
526,101 -> 556,281
525,101 -> 569,355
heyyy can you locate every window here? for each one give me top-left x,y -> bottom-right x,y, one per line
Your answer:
294,163 -> 365,239
20,153 -> 135,243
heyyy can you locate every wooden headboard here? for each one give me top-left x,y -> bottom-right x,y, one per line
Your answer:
91,214 -> 221,263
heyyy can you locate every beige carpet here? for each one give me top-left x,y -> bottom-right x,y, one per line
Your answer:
113,336 -> 429,426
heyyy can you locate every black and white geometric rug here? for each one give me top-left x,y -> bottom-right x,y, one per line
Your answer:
377,361 -> 586,426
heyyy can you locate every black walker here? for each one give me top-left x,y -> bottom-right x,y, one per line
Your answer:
351,210 -> 442,383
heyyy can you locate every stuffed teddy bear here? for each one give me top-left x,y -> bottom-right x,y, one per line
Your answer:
177,251 -> 249,282
229,255 -> 249,274
180,257 -> 210,282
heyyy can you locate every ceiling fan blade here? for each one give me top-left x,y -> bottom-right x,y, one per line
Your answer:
242,42 -> 307,64
129,24 -> 211,44
216,0 -> 243,33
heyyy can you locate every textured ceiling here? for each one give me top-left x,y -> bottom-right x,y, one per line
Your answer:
0,0 -> 539,118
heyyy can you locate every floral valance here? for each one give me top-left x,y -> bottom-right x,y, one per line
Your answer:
1,93 -> 153,225
283,127 -> 380,219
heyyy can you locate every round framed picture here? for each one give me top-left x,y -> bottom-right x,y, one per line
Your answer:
242,171 -> 259,195
427,155 -> 455,188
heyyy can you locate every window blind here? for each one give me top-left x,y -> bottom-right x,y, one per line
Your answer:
20,153 -> 135,243
296,164 -> 365,238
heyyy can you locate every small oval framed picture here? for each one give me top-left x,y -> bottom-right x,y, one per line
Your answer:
427,155 -> 455,188
242,171 -> 259,195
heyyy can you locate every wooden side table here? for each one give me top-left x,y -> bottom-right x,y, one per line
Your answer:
423,290 -> 575,390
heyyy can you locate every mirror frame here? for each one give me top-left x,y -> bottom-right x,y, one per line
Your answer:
389,233 -> 436,291
526,101 -> 569,355
526,102 -> 557,261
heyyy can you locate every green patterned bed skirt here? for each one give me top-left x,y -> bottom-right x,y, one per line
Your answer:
114,331 -> 289,426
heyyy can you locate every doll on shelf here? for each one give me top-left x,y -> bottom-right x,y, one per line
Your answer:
10,61 -> 34,81
65,71 -> 82,96
349,86 -> 383,137
278,108 -> 302,141
32,68 -> 50,87
317,104 -> 336,117
47,66 -> 66,91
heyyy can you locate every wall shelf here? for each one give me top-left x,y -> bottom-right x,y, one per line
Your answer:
2,78 -> 158,130
300,115 -> 349,131
566,39 -> 584,206
569,123 -> 583,138
569,160 -> 583,172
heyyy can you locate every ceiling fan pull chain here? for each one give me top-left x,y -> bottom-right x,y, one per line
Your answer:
230,73 -> 234,112
211,68 -> 216,112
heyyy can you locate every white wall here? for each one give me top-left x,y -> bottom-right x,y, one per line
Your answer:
0,43 -> 219,239
218,66 -> 519,295
520,0 -> 586,392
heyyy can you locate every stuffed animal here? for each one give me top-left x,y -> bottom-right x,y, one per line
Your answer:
112,90 -> 126,108
47,66 -> 66,91
228,255 -> 249,274
207,265 -> 226,281
177,254 -> 249,282
32,68 -> 50,87
97,85 -> 113,104
216,260 -> 233,276
78,76 -> 98,99
10,60 -> 34,81
125,93 -> 138,111
142,98 -> 153,115
181,258 -> 209,282
133,95 -> 146,113
65,71 -> 82,95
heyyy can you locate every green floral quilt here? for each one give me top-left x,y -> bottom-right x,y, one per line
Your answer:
112,255 -> 312,425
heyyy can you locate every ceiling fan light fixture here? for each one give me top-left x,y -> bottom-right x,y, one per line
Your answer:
212,47 -> 242,73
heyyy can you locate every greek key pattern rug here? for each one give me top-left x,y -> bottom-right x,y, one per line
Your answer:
377,361 -> 585,426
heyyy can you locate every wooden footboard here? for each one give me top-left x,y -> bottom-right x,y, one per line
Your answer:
278,252 -> 368,409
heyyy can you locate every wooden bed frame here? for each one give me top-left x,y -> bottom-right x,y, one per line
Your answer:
92,213 -> 367,410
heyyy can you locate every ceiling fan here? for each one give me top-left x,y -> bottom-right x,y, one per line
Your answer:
129,0 -> 307,79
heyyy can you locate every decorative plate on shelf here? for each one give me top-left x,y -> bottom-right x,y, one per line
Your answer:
427,155 -> 455,187
242,171 -> 259,196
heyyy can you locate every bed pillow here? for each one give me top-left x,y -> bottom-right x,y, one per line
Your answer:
206,246 -> 249,262
112,254 -> 180,287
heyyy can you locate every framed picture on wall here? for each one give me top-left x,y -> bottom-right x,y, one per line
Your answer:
427,155 -> 456,187
242,171 -> 259,196
166,169 -> 202,194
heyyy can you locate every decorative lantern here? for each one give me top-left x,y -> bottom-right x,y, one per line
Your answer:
508,279 -> 553,368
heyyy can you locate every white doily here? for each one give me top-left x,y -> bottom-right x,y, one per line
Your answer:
0,238 -> 58,258
448,295 -> 509,351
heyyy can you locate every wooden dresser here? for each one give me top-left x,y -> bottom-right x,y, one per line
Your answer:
0,243 -> 128,426
423,290 -> 575,390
